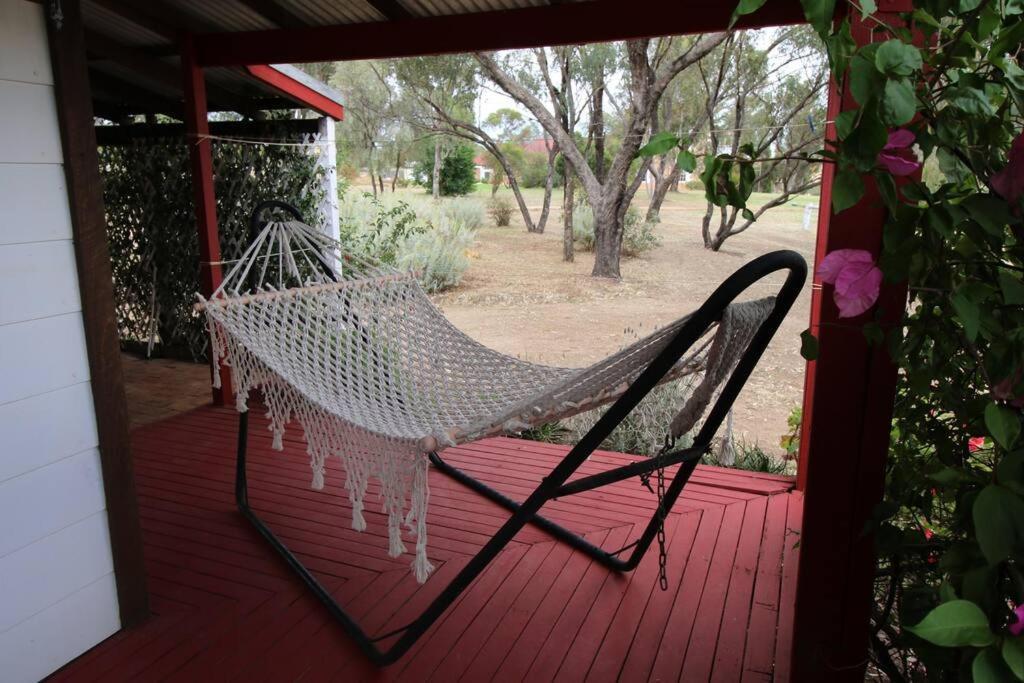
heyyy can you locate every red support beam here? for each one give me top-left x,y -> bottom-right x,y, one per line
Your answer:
194,0 -> 805,66
181,34 -> 231,405
244,65 -> 344,119
792,1 -> 916,679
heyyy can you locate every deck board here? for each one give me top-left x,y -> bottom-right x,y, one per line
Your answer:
48,405 -> 800,681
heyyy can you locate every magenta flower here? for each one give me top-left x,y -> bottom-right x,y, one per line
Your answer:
878,129 -> 922,176
816,249 -> 883,318
1010,604 -> 1024,636
992,131 -> 1024,210
968,436 -> 986,453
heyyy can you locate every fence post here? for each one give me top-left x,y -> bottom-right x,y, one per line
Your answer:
316,116 -> 340,242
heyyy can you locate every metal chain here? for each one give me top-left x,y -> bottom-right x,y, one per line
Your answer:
656,462 -> 668,590
640,434 -> 674,591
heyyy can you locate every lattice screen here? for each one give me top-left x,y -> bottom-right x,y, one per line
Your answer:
100,131 -> 327,361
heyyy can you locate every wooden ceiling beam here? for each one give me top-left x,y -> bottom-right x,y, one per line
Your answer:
195,0 -> 804,66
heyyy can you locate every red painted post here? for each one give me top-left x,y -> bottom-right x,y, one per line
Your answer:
181,33 -> 231,405
791,1 -> 915,679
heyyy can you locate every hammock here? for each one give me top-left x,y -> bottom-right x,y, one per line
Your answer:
200,209 -> 779,583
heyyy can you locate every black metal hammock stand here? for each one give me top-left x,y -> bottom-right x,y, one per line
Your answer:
222,201 -> 806,666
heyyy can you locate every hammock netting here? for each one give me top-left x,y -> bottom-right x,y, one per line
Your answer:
199,219 -> 775,582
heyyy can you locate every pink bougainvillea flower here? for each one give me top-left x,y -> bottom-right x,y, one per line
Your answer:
816,249 -> 883,318
923,528 -> 934,540
992,131 -> 1024,210
968,436 -> 986,453
1010,604 -> 1024,637
877,129 -> 922,176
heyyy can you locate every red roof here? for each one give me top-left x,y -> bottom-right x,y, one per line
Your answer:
521,137 -> 553,154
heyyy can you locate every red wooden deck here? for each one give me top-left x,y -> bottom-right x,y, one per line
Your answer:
51,405 -> 801,682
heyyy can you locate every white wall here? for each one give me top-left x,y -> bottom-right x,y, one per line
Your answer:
0,2 -> 121,680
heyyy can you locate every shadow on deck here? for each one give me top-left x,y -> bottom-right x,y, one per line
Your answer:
52,404 -> 801,681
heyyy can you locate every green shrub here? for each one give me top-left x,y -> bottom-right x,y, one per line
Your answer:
397,218 -> 475,293
572,206 -> 659,257
445,197 -> 484,230
566,379 -> 697,457
520,151 -> 551,188
339,192 -> 425,264
706,442 -> 788,474
622,211 -> 661,257
516,422 -> 572,444
488,197 -> 514,227
572,205 -> 596,251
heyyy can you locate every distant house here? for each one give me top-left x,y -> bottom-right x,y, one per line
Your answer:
473,154 -> 493,181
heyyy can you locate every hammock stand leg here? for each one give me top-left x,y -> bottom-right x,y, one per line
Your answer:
230,248 -> 807,666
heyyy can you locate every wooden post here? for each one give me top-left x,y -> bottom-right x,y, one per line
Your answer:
181,33 -> 231,404
45,0 -> 149,627
792,1 -> 915,679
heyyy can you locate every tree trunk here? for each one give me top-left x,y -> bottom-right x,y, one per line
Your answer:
537,143 -> 557,234
377,174 -> 385,194
391,150 -> 401,192
507,172 -> 537,233
591,198 -> 623,278
646,164 -> 680,223
431,137 -> 441,199
592,72 -> 606,183
562,167 -> 574,262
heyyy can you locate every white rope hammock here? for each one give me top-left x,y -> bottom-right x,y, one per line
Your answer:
198,219 -> 774,582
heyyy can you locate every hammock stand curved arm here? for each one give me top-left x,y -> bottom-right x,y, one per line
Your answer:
232,201 -> 807,666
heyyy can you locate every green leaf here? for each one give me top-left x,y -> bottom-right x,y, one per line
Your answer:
907,600 -> 995,647
1001,272 -> 1024,306
638,132 -> 679,158
975,647 -> 1014,683
741,207 -> 755,222
959,0 -> 982,10
824,20 -> 856,76
975,483 -> 1024,564
734,0 -> 769,15
1005,638 -> 1024,680
844,112 -> 888,172
951,289 -> 981,342
800,0 -> 837,38
881,79 -> 917,126
800,330 -> 819,361
987,403 -> 1022,449
834,110 -> 857,140
875,40 -> 923,77
964,195 -> 1013,235
676,150 -> 697,173
858,0 -> 877,17
832,168 -> 865,213
850,53 -> 884,106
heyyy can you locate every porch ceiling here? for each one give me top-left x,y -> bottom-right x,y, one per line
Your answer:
78,0 -> 803,118
81,0 -> 346,119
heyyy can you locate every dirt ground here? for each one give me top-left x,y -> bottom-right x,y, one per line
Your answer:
394,186 -> 819,453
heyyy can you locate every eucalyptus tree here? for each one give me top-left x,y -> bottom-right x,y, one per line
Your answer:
695,28 -> 827,251
330,60 -> 394,196
477,34 -> 729,278
391,55 -> 479,199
